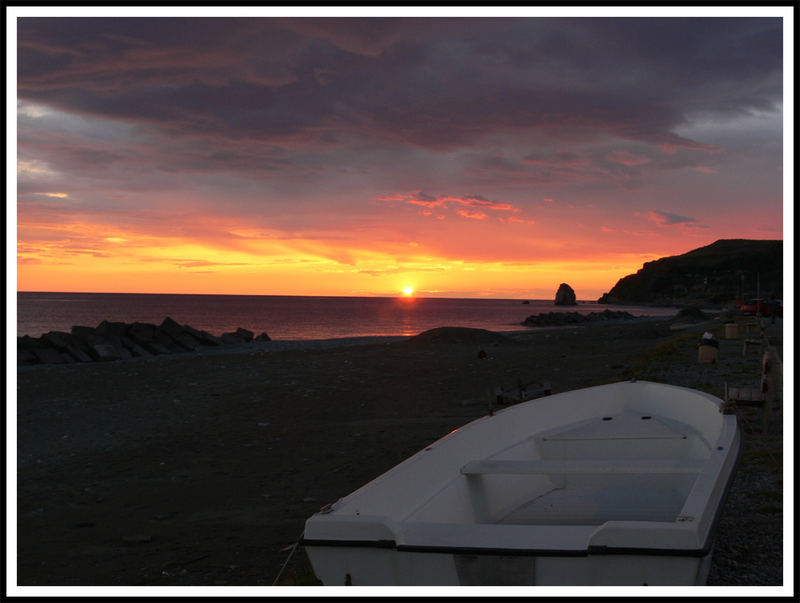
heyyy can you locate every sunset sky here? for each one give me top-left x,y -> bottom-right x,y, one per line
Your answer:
10,7 -> 790,299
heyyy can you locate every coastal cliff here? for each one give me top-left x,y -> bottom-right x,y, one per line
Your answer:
598,239 -> 782,305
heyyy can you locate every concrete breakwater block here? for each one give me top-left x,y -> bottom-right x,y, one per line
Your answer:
31,346 -> 67,364
236,327 -> 254,342
41,331 -> 71,351
182,324 -> 222,346
19,333 -> 91,364
145,342 -> 173,355
17,316 -> 270,365
71,325 -> 96,338
175,332 -> 201,351
159,317 -> 185,339
96,320 -> 127,336
128,322 -> 156,343
18,349 -> 38,365
89,343 -> 122,362
65,344 -> 93,363
121,335 -> 152,357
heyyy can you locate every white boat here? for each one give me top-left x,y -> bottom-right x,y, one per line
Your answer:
302,380 -> 741,586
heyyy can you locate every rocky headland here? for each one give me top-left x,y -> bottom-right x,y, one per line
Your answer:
597,239 -> 782,306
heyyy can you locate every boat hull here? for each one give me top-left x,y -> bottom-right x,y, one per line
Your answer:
304,545 -> 714,585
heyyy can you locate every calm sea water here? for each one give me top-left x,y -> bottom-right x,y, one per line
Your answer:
16,292 -> 678,340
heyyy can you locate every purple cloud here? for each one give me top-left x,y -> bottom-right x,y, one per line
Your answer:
17,17 -> 781,152
648,210 -> 709,230
649,210 -> 697,225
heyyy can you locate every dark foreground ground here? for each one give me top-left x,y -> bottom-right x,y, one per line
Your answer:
14,316 -> 783,589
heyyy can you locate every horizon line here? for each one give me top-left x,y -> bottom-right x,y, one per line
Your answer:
15,290 -> 619,302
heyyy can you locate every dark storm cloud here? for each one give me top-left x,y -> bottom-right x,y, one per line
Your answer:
17,17 -> 782,154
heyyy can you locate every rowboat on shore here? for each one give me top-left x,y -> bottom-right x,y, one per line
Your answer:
302,380 -> 741,586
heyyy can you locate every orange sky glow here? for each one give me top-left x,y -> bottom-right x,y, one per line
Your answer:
15,199 -> 780,299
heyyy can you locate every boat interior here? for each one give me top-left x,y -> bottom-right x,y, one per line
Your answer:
404,410 -> 712,527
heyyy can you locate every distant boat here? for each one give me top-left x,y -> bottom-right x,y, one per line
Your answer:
303,381 -> 741,585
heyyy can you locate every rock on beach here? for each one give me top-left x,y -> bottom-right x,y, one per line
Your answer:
17,317 -> 269,366
522,309 -> 637,327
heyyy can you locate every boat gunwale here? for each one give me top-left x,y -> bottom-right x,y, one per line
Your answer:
299,537 -> 712,558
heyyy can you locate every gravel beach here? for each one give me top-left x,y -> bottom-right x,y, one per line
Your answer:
13,316 -> 784,589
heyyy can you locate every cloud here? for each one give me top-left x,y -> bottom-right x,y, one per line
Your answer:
16,17 -> 781,153
607,150 -> 650,166
378,191 -> 536,224
503,216 -> 536,225
648,210 -> 709,231
523,151 -> 589,169
174,260 -> 249,269
654,134 -> 720,155
15,18 -> 780,217
383,192 -> 520,215
456,209 -> 488,220
648,210 -> 698,226
277,17 -> 406,57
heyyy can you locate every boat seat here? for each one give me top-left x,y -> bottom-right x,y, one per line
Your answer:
461,459 -> 704,476
536,412 -> 690,442
541,434 -> 687,441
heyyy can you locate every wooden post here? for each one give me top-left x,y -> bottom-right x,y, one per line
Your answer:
757,272 -> 760,311
762,346 -> 779,433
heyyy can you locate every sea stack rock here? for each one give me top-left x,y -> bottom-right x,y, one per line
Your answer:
554,283 -> 577,306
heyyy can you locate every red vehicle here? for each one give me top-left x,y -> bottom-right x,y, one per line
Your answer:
736,298 -> 782,317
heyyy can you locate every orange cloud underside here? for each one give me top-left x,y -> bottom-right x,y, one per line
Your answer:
16,211 -> 661,298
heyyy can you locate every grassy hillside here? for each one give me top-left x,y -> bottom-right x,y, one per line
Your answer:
598,239 -> 783,305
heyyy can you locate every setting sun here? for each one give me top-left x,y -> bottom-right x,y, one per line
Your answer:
402,286 -> 414,296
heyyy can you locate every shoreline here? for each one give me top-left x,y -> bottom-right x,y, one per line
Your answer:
15,315 -> 678,372
14,315 -> 781,588
15,293 -> 681,341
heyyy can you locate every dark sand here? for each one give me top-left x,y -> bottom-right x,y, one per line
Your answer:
14,317 -> 783,587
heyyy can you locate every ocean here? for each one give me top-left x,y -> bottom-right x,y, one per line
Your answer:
15,292 -> 679,340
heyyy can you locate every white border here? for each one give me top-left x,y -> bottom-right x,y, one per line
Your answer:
5,5 -> 798,18
7,5 -> 794,599
6,8 -> 18,596
780,9 -> 795,597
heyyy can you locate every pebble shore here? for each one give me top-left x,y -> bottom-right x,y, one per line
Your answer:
627,316 -> 784,587
14,315 -> 784,590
